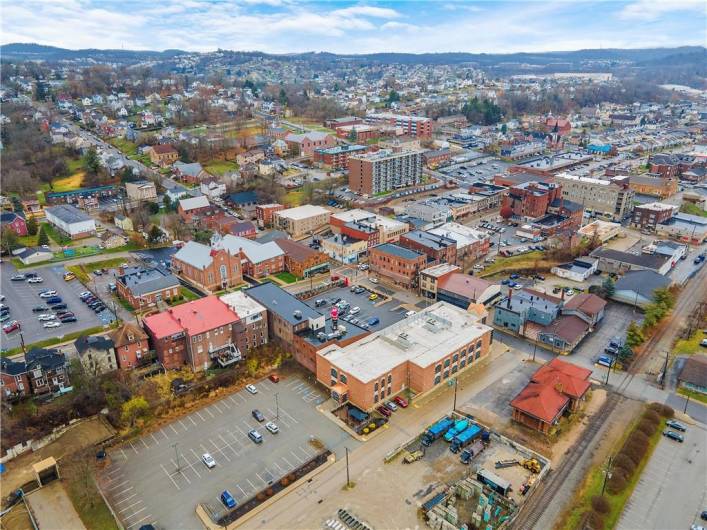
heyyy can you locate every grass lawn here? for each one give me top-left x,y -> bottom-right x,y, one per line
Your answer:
109,137 -> 138,157
66,157 -> 84,174
275,271 -> 298,284
63,456 -> 120,530
283,190 -> 305,206
17,233 -> 39,247
204,159 -> 239,176
677,386 -> 707,404
559,414 -> 667,530
1,325 -> 109,357
42,223 -> 72,245
51,171 -> 86,192
480,251 -> 558,277
180,286 -> 200,301
672,330 -> 706,356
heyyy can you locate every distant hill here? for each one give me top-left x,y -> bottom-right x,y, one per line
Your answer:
1,42 -> 704,70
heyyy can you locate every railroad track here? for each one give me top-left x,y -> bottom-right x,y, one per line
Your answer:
512,264 -> 707,529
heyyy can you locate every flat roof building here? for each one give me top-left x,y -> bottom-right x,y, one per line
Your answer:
273,205 -> 331,238
348,149 -> 423,196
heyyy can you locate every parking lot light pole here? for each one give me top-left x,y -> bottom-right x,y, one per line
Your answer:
453,378 -> 458,412
345,447 -> 350,488
683,393 -> 691,414
173,442 -> 181,474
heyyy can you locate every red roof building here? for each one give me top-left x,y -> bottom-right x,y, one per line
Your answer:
510,358 -> 591,433
143,296 -> 241,372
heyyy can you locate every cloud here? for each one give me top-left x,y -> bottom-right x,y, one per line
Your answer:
618,0 -> 705,21
332,5 -> 401,18
380,21 -> 417,31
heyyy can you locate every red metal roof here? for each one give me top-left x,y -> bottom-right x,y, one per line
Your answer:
532,357 -> 591,399
143,296 -> 239,339
510,382 -> 569,424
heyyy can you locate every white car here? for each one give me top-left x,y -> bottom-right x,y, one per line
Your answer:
245,384 -> 258,395
405,310 -> 417,317
201,453 -> 216,469
265,422 -> 279,434
27,277 -> 44,283
38,290 -> 58,298
37,314 -> 56,321
369,278 -> 379,284
350,307 -> 360,315
43,321 -> 61,328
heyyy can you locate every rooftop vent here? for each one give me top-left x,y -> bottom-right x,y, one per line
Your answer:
293,310 -> 302,320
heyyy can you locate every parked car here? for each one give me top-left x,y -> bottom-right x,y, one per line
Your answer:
245,384 -> 258,394
510,274 -> 520,280
265,422 -> 279,434
248,429 -> 263,444
220,490 -> 237,509
43,321 -> 61,329
350,307 -> 360,315
46,297 -> 63,305
354,287 -> 366,294
359,264 -> 369,271
369,278 -> 379,284
201,453 -> 216,469
51,304 -> 68,311
369,293 -> 378,301
27,277 -> 44,284
315,299 -> 327,307
269,374 -> 280,383
39,290 -> 58,298
384,401 -> 398,412
32,305 -> 47,313
377,405 -> 392,417
666,419 -> 686,432
663,430 -> 684,443
405,310 -> 416,317
37,314 -> 56,321
63,272 -> 76,281
368,317 -> 380,326
0,314 -> 10,323
393,396 -> 409,408
79,291 -> 92,299
3,320 -> 20,333
10,274 -> 26,281
92,305 -> 106,313
59,316 -> 77,323
252,409 -> 265,422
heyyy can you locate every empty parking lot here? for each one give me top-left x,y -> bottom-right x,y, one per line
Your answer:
0,262 -> 115,349
99,373 -> 358,530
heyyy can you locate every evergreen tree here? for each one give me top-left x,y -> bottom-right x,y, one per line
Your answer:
26,216 -> 38,236
83,148 -> 101,175
625,321 -> 644,348
602,277 -> 615,297
37,226 -> 50,247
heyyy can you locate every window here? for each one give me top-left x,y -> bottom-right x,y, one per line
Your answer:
340,374 -> 347,384
374,382 -> 379,391
387,386 -> 392,396
387,374 -> 392,384
452,365 -> 458,374
452,354 -> 459,363
219,264 -> 227,280
435,364 -> 442,373
476,349 -> 482,360
374,393 -> 379,403
444,358 -> 450,368
460,359 -> 466,368
330,368 -> 338,379
434,375 -> 441,385
443,370 -> 449,379
476,340 -> 482,350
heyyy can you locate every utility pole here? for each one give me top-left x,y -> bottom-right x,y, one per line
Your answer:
601,455 -> 613,496
275,392 -> 279,420
605,358 -> 612,385
683,393 -> 691,414
345,447 -> 350,488
532,341 -> 538,363
453,377 -> 458,411
18,328 -> 26,354
661,350 -> 669,390
173,442 -> 181,473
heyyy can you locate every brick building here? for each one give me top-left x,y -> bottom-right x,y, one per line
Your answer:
364,113 -> 432,137
369,243 -> 427,288
0,212 -> 28,236
143,296 -> 241,372
171,240 -> 243,292
219,291 -> 269,354
178,196 -> 214,223
502,181 -> 562,220
110,323 -> 150,369
399,230 -> 458,266
348,149 -> 424,196
116,266 -> 181,309
256,203 -> 284,228
273,205 -> 331,238
225,235 -> 285,279
334,125 -> 377,142
629,174 -> 678,199
274,238 -> 330,278
0,358 -> 30,398
313,144 -> 368,170
631,202 -> 678,231
284,132 -> 336,157
149,144 -> 179,167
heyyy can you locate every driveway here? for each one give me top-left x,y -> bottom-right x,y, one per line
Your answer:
618,421 -> 707,530
99,374 -> 358,530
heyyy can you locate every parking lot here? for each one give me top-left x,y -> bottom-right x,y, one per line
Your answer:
99,373 -> 359,530
303,284 -> 408,331
438,157 -> 511,185
618,421 -> 707,530
0,262 -> 116,350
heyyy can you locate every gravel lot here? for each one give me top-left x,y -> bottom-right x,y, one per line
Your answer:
99,374 -> 359,530
0,262 -> 115,350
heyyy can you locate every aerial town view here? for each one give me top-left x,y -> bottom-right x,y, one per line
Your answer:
0,2 -> 705,530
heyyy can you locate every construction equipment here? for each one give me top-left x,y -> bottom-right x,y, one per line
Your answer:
522,458 -> 541,473
403,450 -> 424,463
494,459 -> 519,469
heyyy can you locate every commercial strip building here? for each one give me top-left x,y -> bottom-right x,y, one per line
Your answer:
631,202 -> 678,232
321,234 -> 368,264
330,209 -> 409,246
142,296 -> 242,372
44,204 -> 96,240
348,149 -> 424,196
655,213 -> 707,245
399,230 -> 458,266
273,238 -> 330,278
428,222 -> 491,262
612,270 -> 672,309
554,173 -> 634,221
316,302 -> 493,411
590,248 -> 673,276
273,205 -> 331,238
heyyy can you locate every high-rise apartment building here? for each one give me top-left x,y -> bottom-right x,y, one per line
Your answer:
348,149 -> 423,196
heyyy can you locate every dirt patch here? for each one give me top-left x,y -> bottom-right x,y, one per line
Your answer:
1,416 -> 114,498
25,480 -> 87,530
0,502 -> 34,530
551,389 -> 607,462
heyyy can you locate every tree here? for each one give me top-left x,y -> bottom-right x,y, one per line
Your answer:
602,277 -> 615,297
163,195 -> 173,212
121,396 -> 149,427
617,345 -> 634,365
83,147 -> 101,175
626,321 -> 644,348
653,288 -> 675,311
500,123 -> 508,135
246,358 -> 259,378
278,88 -> 288,106
147,202 -> 160,215
37,226 -> 50,247
386,90 -> 400,106
0,227 -> 20,254
26,216 -> 38,236
193,229 -> 213,244
147,225 -> 162,244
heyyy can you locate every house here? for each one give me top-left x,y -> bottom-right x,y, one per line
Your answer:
24,348 -> 69,395
178,196 -> 212,223
256,204 -> 285,228
612,270 -> 672,308
74,335 -> 117,375
171,239 -> 244,293
220,235 -> 285,279
236,149 -> 265,166
435,273 -> 500,310
116,266 -> 181,309
225,191 -> 259,218
208,217 -> 257,239
17,247 -> 53,265
164,182 -> 191,203
44,204 -> 96,239
0,211 -> 28,236
284,132 -> 336,157
100,230 -> 128,249
114,214 -> 134,232
511,358 -> 592,434
148,144 -> 179,167
560,293 -> 606,327
200,180 -> 226,200
0,358 -> 30,399
274,238 -> 330,278
173,162 -> 214,185
551,257 -> 599,282
22,199 -> 44,219
125,180 -> 157,203
493,289 -> 561,335
143,296 -> 241,372
677,355 -> 707,395
110,323 -> 150,370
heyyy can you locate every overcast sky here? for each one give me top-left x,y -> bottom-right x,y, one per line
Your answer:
2,0 -> 705,54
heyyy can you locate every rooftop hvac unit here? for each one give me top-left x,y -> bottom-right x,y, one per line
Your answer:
293,310 -> 302,320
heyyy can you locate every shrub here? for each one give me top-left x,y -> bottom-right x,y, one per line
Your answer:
627,430 -> 649,447
648,402 -> 673,417
256,493 -> 266,501
642,410 -> 661,424
637,420 -> 657,436
586,509 -> 605,529
591,495 -> 611,515
614,452 -> 638,473
607,473 -> 628,494
362,428 -> 369,434
266,488 -> 274,497
623,441 -> 647,462
660,405 -> 674,418
280,478 -> 289,486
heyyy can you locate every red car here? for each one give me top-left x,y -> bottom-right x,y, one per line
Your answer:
377,406 -> 392,417
3,320 -> 20,333
268,374 -> 280,383
393,396 -> 409,408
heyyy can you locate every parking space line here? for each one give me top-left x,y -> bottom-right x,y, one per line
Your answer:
108,467 -> 123,477
282,456 -> 293,469
219,399 -> 231,409
195,410 -> 207,421
255,472 -> 267,485
219,434 -> 238,456
290,450 -> 304,464
115,493 -> 137,505
118,500 -> 144,514
212,402 -> 223,413
178,419 -> 188,431
169,424 -> 179,435
236,393 -> 246,404
160,429 -> 169,441
140,438 -> 149,449
127,515 -> 153,529
109,480 -> 129,491
160,465 -> 180,491
114,486 -> 134,497
129,441 -> 139,454
124,507 -> 147,521
170,459 -> 192,484
299,445 -> 313,458
188,415 -> 197,426
120,448 -> 127,460
228,395 -> 239,405
278,407 -> 299,424
246,478 -> 256,492
266,409 -> 290,428
210,439 -> 231,462
205,408 -> 215,418
150,433 -> 159,445
272,462 -> 284,475
236,484 -> 247,498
